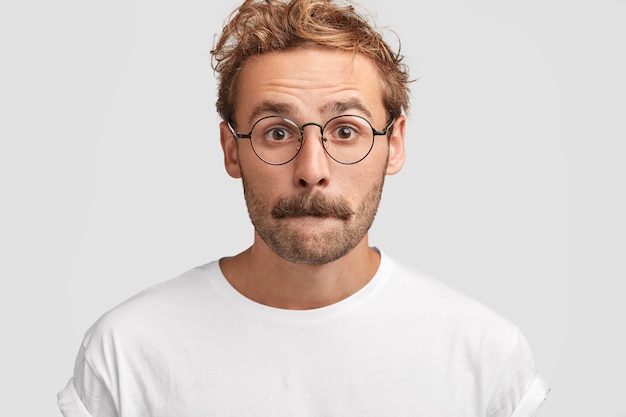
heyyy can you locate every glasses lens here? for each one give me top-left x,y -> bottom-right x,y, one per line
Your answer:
250,116 -> 302,165
323,115 -> 375,164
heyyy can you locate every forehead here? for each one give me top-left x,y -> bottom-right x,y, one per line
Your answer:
234,47 -> 385,125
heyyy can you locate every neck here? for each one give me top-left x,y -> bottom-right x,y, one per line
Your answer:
219,234 -> 380,310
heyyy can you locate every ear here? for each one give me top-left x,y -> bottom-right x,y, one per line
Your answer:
220,121 -> 242,178
386,115 -> 406,175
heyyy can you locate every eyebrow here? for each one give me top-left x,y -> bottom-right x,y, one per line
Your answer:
320,99 -> 374,120
248,101 -> 299,125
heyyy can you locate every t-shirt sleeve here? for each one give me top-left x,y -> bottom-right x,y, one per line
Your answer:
57,345 -> 118,417
510,376 -> 551,417
57,378 -> 94,417
486,330 -> 550,417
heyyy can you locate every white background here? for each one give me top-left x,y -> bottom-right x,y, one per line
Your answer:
1,0 -> 625,415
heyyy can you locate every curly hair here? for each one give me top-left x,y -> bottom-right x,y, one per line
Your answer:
211,0 -> 411,122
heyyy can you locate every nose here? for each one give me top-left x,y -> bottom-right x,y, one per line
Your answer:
293,123 -> 330,189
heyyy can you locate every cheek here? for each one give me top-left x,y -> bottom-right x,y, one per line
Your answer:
241,165 -> 288,205
336,165 -> 384,200
351,153 -> 388,183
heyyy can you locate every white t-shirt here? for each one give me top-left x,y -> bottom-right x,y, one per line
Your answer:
58,252 -> 549,416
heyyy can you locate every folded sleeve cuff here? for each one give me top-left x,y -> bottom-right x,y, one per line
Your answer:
511,376 -> 551,417
57,378 -> 94,417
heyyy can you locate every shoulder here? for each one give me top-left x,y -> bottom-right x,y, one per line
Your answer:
383,255 -> 548,410
382,254 -> 523,354
80,261 -> 220,351
385,256 -> 509,319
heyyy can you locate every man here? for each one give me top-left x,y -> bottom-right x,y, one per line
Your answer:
58,0 -> 549,415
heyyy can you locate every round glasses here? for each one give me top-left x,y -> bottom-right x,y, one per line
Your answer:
228,115 -> 394,165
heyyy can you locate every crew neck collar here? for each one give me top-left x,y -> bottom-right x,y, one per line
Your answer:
207,249 -> 394,323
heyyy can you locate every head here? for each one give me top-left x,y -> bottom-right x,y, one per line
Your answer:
211,0 -> 411,124
211,0 -> 411,265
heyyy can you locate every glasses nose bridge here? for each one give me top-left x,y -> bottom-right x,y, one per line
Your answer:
299,121 -> 326,143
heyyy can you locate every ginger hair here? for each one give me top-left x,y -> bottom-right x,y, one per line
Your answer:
211,0 -> 411,122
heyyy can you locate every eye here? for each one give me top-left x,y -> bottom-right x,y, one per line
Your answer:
328,123 -> 362,143
265,127 -> 291,142
254,116 -> 300,144
335,126 -> 357,140
325,115 -> 370,143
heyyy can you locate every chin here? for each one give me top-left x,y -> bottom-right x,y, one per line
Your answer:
257,220 -> 366,266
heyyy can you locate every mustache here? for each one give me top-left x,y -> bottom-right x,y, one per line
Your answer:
271,193 -> 354,220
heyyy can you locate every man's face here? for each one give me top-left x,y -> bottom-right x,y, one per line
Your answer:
220,46 -> 405,265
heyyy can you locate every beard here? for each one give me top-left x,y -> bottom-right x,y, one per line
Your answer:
241,173 -> 386,265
